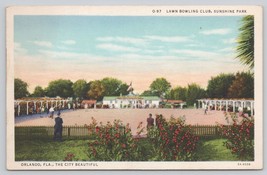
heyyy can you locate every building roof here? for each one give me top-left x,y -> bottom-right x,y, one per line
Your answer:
81,100 -> 97,104
164,99 -> 184,104
103,96 -> 161,101
103,96 -> 118,101
141,96 -> 161,100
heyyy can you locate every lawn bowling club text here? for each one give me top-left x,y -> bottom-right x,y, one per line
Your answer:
21,162 -> 98,167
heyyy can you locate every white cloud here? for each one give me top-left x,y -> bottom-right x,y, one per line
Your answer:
96,37 -> 147,46
14,42 -> 28,55
96,43 -> 140,52
144,35 -> 191,43
31,41 -> 53,48
219,47 -> 235,52
38,50 -> 88,58
61,40 -> 76,45
223,38 -> 236,44
200,28 -> 231,35
171,49 -> 219,59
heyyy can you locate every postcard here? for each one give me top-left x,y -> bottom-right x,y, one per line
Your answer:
6,6 -> 263,170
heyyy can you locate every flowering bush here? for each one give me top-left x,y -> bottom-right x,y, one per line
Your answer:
64,153 -> 76,161
86,117 -> 144,161
220,112 -> 254,160
147,114 -> 199,161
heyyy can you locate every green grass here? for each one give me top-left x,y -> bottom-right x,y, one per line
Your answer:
15,138 -> 242,161
195,138 -> 239,161
15,139 -> 91,161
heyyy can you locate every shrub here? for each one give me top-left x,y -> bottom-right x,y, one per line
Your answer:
87,117 -> 144,161
220,112 -> 254,160
147,114 -> 199,161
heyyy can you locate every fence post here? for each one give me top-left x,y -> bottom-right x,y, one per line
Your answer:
68,127 -> 70,138
215,126 -> 218,136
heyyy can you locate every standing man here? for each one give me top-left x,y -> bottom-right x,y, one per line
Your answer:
147,113 -> 154,129
49,106 -> 55,119
54,112 -> 63,141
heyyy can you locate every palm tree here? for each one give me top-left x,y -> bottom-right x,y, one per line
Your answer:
236,15 -> 254,70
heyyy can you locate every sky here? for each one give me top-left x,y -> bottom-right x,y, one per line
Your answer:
14,15 -> 248,93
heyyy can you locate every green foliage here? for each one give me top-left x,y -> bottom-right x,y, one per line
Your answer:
166,86 -> 187,101
207,73 -> 235,98
45,79 -> 73,98
32,86 -> 45,97
117,83 -> 130,96
186,83 -> 206,106
87,80 -> 105,100
87,118 -> 144,161
220,113 -> 254,161
147,115 -> 199,161
227,72 -> 254,98
14,78 -> 29,99
149,78 -> 171,97
72,79 -> 89,99
236,15 -> 254,70
141,90 -> 157,96
101,77 -> 129,96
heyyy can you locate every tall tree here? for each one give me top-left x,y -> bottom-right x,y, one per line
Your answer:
101,77 -> 123,96
167,86 -> 187,101
118,83 -> 130,96
32,86 -> 45,97
45,79 -> 73,98
227,72 -> 254,98
14,78 -> 29,99
141,90 -> 157,96
72,79 -> 89,99
149,78 -> 171,98
236,15 -> 254,70
87,80 -> 105,100
186,83 -> 206,106
207,73 -> 235,98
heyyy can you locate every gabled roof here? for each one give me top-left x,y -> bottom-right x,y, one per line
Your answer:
103,96 -> 118,101
81,100 -> 97,104
103,96 -> 161,101
140,96 -> 161,100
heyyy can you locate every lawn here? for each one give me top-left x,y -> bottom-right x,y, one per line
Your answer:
15,138 -> 239,161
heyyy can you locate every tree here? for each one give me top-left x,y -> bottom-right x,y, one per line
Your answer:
118,83 -> 130,96
101,77 -> 124,96
87,80 -> 105,100
186,83 -> 206,106
236,15 -> 254,70
72,79 -> 89,99
227,72 -> 254,98
45,79 -> 73,98
14,78 -> 29,99
149,78 -> 171,98
207,73 -> 235,98
32,86 -> 45,97
167,86 -> 187,101
141,90 -> 157,96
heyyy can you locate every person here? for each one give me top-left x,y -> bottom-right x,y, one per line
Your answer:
49,106 -> 55,119
204,106 -> 208,115
53,112 -> 63,141
147,113 -> 154,129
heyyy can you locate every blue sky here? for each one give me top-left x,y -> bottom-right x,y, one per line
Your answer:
14,15 -> 248,93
